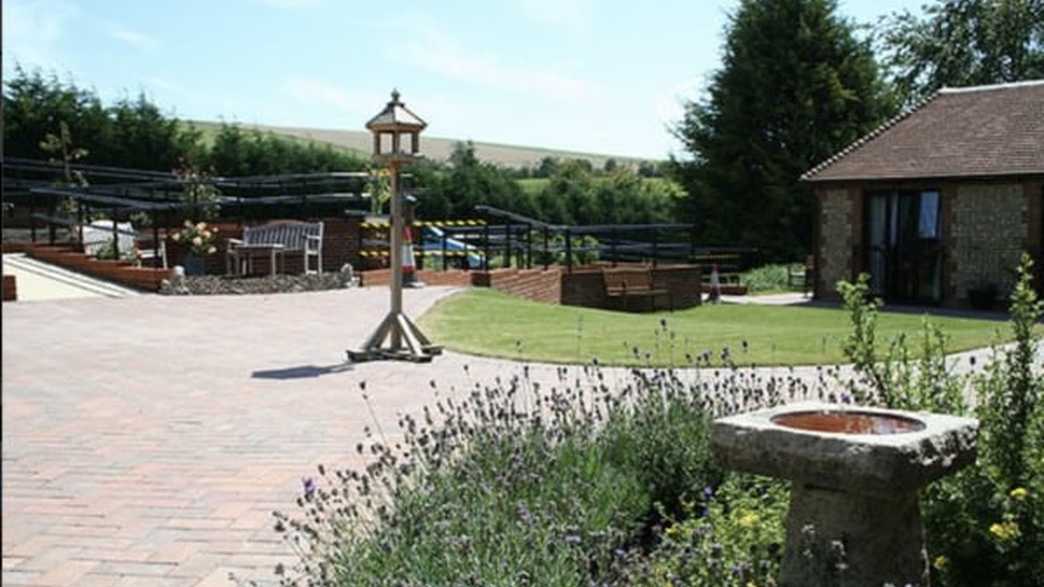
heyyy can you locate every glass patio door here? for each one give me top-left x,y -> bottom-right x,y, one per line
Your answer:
864,190 -> 943,304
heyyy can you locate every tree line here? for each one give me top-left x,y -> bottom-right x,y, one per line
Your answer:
5,0 -> 1042,255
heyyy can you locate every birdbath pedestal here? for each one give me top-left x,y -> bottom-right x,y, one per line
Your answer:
712,401 -> 978,587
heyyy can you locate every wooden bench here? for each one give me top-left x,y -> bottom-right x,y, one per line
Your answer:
603,267 -> 672,312
226,221 -> 324,276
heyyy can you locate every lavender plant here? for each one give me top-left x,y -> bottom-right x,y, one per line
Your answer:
264,358 -> 826,586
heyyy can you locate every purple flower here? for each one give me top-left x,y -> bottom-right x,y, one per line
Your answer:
302,477 -> 317,500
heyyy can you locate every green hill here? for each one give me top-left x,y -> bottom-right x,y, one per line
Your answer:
187,120 -> 657,169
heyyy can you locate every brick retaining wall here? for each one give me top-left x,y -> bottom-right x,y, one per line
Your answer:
26,245 -> 168,291
3,274 -> 16,301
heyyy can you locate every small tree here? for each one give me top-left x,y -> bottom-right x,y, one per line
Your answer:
173,160 -> 221,221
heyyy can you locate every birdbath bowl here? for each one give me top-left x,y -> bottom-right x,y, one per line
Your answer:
712,401 -> 978,587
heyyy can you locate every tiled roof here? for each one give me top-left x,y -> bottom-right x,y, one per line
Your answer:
802,80 -> 1044,182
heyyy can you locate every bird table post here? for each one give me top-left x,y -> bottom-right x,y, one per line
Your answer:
348,90 -> 441,363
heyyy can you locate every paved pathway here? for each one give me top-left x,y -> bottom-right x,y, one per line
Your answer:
2,286 -> 1037,586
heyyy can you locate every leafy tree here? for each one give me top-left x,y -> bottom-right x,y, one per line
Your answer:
603,158 -> 619,173
673,0 -> 893,260
418,142 -> 534,220
878,0 -> 1044,105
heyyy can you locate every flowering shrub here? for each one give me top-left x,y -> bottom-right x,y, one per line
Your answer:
840,254 -> 1044,586
626,476 -> 788,586
171,220 -> 218,257
262,256 -> 1040,586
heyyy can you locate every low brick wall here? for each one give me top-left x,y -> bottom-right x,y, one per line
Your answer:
475,268 -> 563,304
473,264 -> 703,311
26,245 -> 169,292
2,274 -> 16,301
359,269 -> 473,288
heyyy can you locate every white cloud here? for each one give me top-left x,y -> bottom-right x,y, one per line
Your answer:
398,27 -> 598,103
2,0 -> 79,73
109,27 -> 159,51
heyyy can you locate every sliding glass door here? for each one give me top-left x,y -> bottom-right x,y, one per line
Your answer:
864,190 -> 943,304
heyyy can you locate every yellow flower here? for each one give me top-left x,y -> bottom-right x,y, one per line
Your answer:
196,222 -> 206,230
738,511 -> 759,528
1010,487 -> 1028,501
207,246 -> 216,255
192,236 -> 203,247
171,233 -> 181,241
202,230 -> 211,239
183,220 -> 192,228
989,521 -> 1020,542
933,555 -> 949,571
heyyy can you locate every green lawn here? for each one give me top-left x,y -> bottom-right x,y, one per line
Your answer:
418,289 -> 1012,367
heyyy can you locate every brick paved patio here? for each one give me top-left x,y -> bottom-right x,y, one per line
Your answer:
1,287 -> 573,586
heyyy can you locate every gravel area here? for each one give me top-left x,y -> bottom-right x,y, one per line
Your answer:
159,271 -> 357,295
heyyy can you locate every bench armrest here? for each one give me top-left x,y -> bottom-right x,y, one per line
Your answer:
226,238 -> 244,250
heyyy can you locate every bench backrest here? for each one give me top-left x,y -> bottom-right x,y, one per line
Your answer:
243,221 -> 323,250
603,268 -> 654,291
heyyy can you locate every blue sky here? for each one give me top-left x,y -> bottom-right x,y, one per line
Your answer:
3,0 -> 922,159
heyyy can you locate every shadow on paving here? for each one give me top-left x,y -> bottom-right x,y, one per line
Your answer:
252,363 -> 355,379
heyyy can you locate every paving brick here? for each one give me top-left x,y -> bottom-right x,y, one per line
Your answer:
35,560 -> 99,586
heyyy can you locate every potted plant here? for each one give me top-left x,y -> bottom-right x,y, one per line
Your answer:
171,220 -> 218,276
967,281 -> 998,310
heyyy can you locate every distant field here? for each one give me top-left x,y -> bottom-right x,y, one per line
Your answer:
186,120 -> 656,169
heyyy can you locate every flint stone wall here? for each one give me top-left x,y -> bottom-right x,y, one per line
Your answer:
952,183 -> 1027,299
817,189 -> 852,300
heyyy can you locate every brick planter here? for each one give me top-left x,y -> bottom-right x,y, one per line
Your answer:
26,245 -> 168,292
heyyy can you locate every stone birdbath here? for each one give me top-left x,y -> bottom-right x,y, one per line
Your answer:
711,401 -> 978,587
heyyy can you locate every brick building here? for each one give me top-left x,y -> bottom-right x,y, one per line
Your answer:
802,80 -> 1044,307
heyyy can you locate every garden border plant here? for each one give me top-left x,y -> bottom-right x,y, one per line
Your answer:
260,255 -> 1042,587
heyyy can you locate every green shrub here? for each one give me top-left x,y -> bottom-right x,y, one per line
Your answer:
838,254 -> 1044,586
627,475 -> 788,587
740,264 -> 803,294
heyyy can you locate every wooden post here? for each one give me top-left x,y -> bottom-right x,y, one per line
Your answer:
505,219 -> 513,269
543,226 -> 550,270
152,211 -> 161,268
29,191 -> 37,243
48,197 -> 56,245
442,228 -> 448,271
651,228 -> 659,268
78,201 -> 85,251
484,223 -> 491,271
111,209 -> 119,258
565,229 -> 573,273
526,225 -> 532,268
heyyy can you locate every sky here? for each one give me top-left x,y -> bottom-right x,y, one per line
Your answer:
3,0 -> 924,160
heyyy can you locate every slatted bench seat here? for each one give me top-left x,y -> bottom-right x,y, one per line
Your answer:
226,221 -> 324,276
603,267 -> 673,312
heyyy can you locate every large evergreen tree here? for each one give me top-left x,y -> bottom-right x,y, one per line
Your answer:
673,0 -> 893,260
878,0 -> 1044,105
